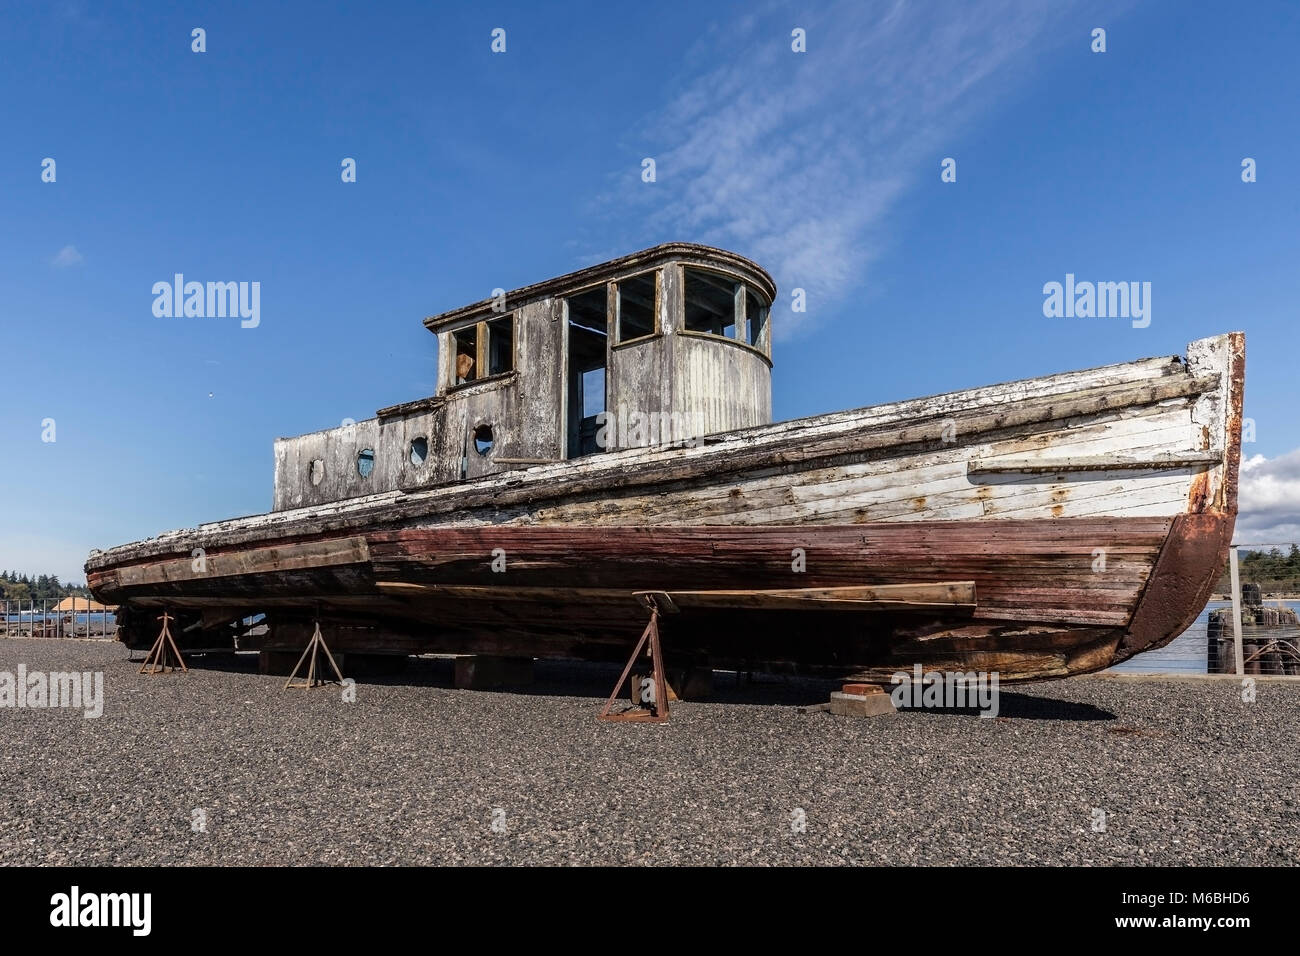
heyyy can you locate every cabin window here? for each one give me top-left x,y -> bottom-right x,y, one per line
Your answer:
487,315 -> 514,375
616,271 -> 657,342
357,448 -> 375,478
449,315 -> 513,388
308,459 -> 324,486
683,268 -> 742,339
409,437 -> 428,465
452,326 -> 478,383
565,287 -> 609,458
744,286 -> 770,351
568,287 -> 607,331
473,424 -> 494,456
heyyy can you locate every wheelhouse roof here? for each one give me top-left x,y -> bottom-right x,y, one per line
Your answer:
422,242 -> 777,332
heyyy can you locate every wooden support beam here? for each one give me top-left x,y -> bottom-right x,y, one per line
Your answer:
379,580 -> 976,613
968,450 -> 1223,475
645,581 -> 976,612
112,536 -> 370,588
475,319 -> 488,382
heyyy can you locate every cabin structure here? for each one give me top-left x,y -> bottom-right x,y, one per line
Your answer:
271,243 -> 776,511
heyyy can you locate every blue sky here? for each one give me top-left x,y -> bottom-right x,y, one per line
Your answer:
2,0 -> 1299,581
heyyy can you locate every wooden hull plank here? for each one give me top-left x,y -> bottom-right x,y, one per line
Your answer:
85,333 -> 1244,683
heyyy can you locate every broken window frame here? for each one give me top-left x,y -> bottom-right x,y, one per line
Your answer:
613,269 -> 660,346
743,285 -> 770,354
681,265 -> 742,341
563,284 -> 611,459
447,312 -> 517,391
680,265 -> 770,357
451,325 -> 479,386
681,265 -> 739,339
356,447 -> 375,478
486,314 -> 515,376
409,436 -> 428,465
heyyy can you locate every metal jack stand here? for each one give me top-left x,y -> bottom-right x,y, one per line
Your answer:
140,610 -> 188,675
598,592 -> 677,723
284,620 -> 345,690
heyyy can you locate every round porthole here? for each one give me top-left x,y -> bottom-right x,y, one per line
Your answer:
410,437 -> 428,465
309,459 -> 324,486
357,448 -> 375,477
473,425 -> 494,456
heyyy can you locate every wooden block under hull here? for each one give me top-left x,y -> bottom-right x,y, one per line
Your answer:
829,690 -> 898,718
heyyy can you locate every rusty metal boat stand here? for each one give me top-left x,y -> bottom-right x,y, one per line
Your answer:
140,610 -> 188,675
284,619 -> 346,690
598,592 -> 680,723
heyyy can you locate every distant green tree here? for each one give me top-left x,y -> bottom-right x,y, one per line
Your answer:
1,570 -> 91,603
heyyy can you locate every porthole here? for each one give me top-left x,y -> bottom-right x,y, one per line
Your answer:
410,436 -> 428,465
473,425 -> 494,456
357,448 -> 375,477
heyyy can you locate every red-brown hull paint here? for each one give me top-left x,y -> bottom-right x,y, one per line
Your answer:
91,514 -> 1233,682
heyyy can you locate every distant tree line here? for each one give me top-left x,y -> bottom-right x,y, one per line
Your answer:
0,571 -> 91,604
1241,546 -> 1300,592
1215,545 -> 1300,595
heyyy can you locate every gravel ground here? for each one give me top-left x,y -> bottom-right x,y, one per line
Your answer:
1,637 -> 1297,866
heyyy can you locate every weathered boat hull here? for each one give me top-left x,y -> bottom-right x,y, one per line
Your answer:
87,332 -> 1244,682
94,515 -> 1232,681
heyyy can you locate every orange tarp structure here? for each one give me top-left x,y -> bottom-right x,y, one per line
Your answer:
51,596 -> 116,613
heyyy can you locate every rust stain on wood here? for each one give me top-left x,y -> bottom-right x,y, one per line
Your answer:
1118,510 -> 1234,660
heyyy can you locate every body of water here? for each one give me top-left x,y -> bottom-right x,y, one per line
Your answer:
2,612 -> 116,625
1108,600 -> 1300,675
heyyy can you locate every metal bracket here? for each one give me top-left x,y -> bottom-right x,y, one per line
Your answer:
598,602 -> 671,723
633,590 -> 679,615
284,620 -> 346,690
140,610 -> 188,675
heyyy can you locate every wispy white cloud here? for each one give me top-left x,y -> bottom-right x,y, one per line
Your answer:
1236,449 -> 1300,545
600,0 -> 1082,336
51,245 -> 84,268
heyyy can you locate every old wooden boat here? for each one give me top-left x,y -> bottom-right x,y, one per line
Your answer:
87,244 -> 1244,682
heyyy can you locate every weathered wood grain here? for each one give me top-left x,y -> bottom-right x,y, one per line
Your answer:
87,332 -> 1243,683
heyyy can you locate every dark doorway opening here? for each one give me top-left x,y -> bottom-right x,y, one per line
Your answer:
566,288 -> 608,458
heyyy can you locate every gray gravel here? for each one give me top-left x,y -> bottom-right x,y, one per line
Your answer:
1,637 -> 1297,866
